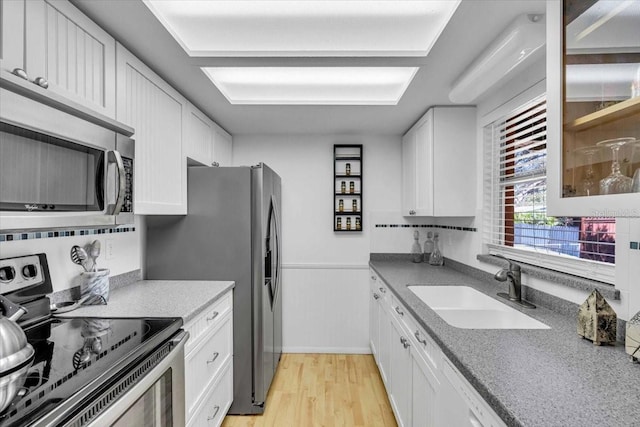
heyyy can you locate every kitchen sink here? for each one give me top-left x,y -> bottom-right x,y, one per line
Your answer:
407,285 -> 549,329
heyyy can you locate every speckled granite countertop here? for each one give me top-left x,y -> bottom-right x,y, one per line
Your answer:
56,280 -> 234,324
369,260 -> 640,427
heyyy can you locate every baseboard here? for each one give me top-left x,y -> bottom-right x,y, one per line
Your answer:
282,346 -> 371,354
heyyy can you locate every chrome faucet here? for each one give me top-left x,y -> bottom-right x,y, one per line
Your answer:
493,255 -> 536,309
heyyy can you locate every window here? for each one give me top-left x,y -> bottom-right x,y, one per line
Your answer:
483,95 -> 616,284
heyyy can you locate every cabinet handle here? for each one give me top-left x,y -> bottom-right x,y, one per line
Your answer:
414,330 -> 427,346
371,275 -> 377,281
400,336 -> 406,345
409,210 -> 416,215
212,161 -> 220,167
373,293 -> 380,300
34,76 -> 49,89
207,405 -> 220,421
206,311 -> 219,321
395,306 -> 404,316
206,352 -> 220,364
379,287 -> 386,294
403,340 -> 411,349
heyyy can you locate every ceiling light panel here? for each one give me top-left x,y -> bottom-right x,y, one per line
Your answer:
144,1 -> 461,57
201,67 -> 419,105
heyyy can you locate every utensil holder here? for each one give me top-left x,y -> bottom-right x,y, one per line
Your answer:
79,268 -> 110,305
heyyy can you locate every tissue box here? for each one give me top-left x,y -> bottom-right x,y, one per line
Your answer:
577,289 -> 616,346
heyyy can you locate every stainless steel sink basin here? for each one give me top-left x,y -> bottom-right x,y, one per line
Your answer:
407,285 -> 549,329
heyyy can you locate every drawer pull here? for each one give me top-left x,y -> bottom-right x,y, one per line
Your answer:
379,287 -> 386,294
207,405 -> 220,421
414,330 -> 427,346
371,275 -> 377,281
207,352 -> 220,364
373,293 -> 380,300
395,306 -> 404,316
206,311 -> 219,321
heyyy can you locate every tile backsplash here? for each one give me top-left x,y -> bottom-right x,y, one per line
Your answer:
0,225 -> 136,242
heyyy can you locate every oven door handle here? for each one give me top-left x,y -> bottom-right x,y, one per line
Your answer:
80,330 -> 189,427
106,150 -> 126,215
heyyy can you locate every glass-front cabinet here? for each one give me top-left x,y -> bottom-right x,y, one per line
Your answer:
547,0 -> 640,217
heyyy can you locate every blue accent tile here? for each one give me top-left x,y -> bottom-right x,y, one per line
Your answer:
631,241 -> 639,250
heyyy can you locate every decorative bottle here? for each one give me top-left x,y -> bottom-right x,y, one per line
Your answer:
411,230 -> 422,263
423,231 -> 434,262
429,233 -> 444,266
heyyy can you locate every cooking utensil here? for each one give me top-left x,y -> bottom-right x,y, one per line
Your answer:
50,295 -> 91,314
70,246 -> 89,272
0,296 -> 35,414
88,240 -> 101,272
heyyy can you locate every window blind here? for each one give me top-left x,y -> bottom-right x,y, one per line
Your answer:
483,95 -> 616,284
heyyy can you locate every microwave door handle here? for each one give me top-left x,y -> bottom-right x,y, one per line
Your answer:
107,150 -> 126,215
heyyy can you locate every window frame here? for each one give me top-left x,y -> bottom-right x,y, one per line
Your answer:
481,81 -> 615,285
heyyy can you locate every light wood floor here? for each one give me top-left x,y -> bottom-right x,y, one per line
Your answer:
221,354 -> 397,427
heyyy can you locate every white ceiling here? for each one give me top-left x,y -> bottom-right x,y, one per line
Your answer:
70,0 -> 546,135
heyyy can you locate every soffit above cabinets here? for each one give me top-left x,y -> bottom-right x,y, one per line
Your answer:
142,0 -> 461,57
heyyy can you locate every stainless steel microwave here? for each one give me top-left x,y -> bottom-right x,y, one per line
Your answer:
0,88 -> 134,231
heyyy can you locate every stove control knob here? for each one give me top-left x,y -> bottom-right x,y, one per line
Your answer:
22,264 -> 38,279
0,266 -> 15,282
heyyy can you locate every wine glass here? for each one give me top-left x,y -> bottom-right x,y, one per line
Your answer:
632,141 -> 640,193
597,137 -> 635,195
574,145 -> 601,196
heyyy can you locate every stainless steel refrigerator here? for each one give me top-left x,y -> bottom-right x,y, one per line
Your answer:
145,163 -> 282,415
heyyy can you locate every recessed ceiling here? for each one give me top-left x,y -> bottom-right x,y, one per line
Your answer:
202,67 -> 418,105
143,0 -> 461,57
70,0 -> 547,134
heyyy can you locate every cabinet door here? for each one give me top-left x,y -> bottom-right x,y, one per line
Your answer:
116,43 -> 187,214
22,0 -> 116,118
378,300 -> 391,386
401,129 -> 417,216
0,0 -> 25,72
438,365 -> 474,427
389,316 -> 411,427
185,103 -> 213,166
432,107 -> 476,216
213,127 -> 233,166
369,285 -> 380,359
415,113 -> 434,216
411,346 -> 439,427
546,0 -> 640,217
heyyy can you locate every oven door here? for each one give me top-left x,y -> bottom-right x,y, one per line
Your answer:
63,331 -> 187,427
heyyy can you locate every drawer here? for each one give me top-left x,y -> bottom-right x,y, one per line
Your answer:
185,312 -> 233,418
185,291 -> 232,355
187,361 -> 233,427
391,294 -> 439,371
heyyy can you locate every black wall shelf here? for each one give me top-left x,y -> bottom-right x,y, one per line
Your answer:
334,144 -> 363,232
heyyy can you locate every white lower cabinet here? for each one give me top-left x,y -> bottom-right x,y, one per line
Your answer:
183,291 -> 234,427
370,270 -> 505,427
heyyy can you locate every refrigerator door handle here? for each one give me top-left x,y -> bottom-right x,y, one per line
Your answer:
271,196 -> 281,311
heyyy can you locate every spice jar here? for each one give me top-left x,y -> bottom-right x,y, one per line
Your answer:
346,217 -> 352,230
349,181 -> 355,194
355,218 -> 361,230
352,199 -> 357,212
345,163 -> 351,176
341,181 -> 346,194
336,218 -> 342,230
338,199 -> 344,212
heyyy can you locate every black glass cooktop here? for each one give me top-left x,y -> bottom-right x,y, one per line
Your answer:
0,316 -> 182,427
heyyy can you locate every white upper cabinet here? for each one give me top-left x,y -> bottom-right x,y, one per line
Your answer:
116,42 -> 187,215
1,0 -> 116,118
546,0 -> 640,217
402,106 -> 477,217
213,127 -> 233,167
185,102 -> 233,167
185,103 -> 214,166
